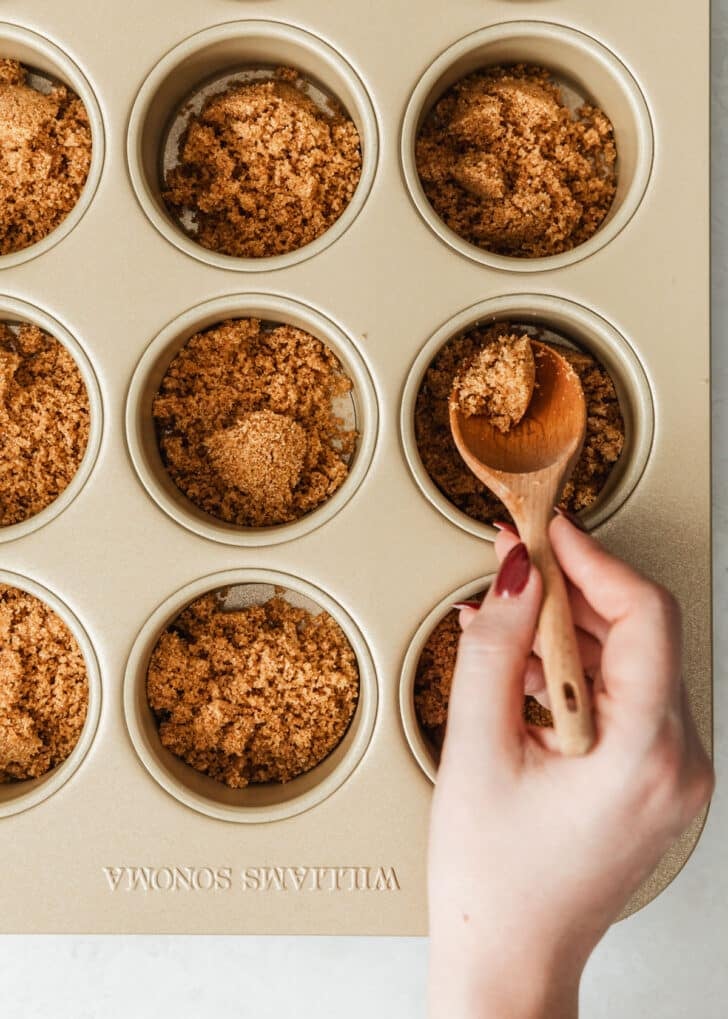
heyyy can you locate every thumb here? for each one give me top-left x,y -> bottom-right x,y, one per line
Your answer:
443,543 -> 543,769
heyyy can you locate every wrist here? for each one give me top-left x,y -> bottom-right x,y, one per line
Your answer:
428,943 -> 580,1019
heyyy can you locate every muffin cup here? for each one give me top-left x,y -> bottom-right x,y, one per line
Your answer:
401,21 -> 653,271
125,293 -> 378,546
400,294 -> 655,540
126,20 -> 379,271
0,570 -> 102,818
0,296 -> 103,543
0,22 -> 105,269
399,576 -> 493,783
123,569 -> 378,823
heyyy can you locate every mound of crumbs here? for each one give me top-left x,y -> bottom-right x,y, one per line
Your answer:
153,318 -> 356,527
415,64 -> 617,258
453,333 -> 535,432
415,324 -> 625,526
0,585 -> 88,782
0,59 -> 92,256
0,321 -> 90,527
414,604 -> 552,759
163,68 -> 362,257
146,593 -> 360,787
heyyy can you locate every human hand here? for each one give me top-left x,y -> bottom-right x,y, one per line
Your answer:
427,515 -> 714,1019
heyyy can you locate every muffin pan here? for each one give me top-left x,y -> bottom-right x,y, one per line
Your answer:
0,1 -> 710,934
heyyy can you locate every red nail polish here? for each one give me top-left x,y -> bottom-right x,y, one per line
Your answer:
493,520 -> 519,537
554,506 -> 587,532
453,600 -> 480,611
494,543 -> 531,598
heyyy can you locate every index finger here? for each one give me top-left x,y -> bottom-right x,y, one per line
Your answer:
550,515 -> 683,711
549,515 -> 670,626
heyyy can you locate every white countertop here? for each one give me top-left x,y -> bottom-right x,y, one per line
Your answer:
2,3 -> 727,1016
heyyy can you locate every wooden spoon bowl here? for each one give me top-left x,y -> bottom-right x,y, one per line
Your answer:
450,340 -> 594,756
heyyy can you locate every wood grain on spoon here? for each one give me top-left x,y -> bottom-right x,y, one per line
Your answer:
450,339 -> 594,756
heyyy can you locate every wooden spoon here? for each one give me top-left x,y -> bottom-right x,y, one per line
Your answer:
449,339 -> 594,756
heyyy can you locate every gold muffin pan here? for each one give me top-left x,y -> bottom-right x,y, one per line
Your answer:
0,0 -> 710,934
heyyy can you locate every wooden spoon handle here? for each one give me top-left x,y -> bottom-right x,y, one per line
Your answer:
526,523 -> 595,756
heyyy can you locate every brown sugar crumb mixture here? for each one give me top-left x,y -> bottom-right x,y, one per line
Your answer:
414,604 -> 551,760
163,68 -> 362,258
0,585 -> 88,782
0,322 -> 90,528
147,593 -> 360,787
415,64 -> 617,258
453,333 -> 535,432
206,410 -> 309,524
415,324 -> 625,526
0,59 -> 92,256
153,318 -> 356,528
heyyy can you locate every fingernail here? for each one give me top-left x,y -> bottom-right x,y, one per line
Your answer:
493,520 -> 519,536
494,542 -> 531,598
453,600 -> 481,611
554,506 -> 587,532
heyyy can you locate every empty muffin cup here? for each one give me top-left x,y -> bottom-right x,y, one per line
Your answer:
0,570 -> 101,818
127,20 -> 378,271
400,295 -> 654,541
401,21 -> 653,270
126,294 -> 378,546
0,297 -> 103,544
123,569 -> 378,823
0,22 -> 105,268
